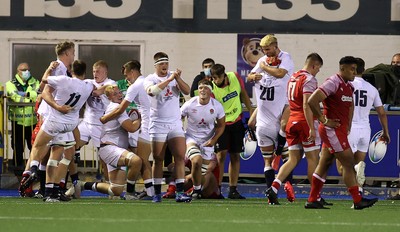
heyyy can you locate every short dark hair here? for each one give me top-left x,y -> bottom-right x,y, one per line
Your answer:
198,79 -> 213,89
154,52 -> 168,61
339,56 -> 358,65
355,57 -> 365,74
123,60 -> 141,73
306,53 -> 323,66
392,53 -> 400,59
202,58 -> 215,66
210,63 -> 225,76
392,53 -> 400,64
71,60 -> 86,76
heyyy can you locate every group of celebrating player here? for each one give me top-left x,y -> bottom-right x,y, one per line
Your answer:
247,35 -> 389,210
16,34 -> 392,209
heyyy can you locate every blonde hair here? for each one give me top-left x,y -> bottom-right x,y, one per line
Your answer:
105,85 -> 118,98
260,34 -> 277,47
93,60 -> 109,70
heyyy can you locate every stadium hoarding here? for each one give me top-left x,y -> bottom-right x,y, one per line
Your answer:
236,34 -> 264,99
235,112 -> 400,179
0,0 -> 399,35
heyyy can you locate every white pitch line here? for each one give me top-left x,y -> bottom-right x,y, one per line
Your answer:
0,200 -> 397,207
0,216 -> 399,227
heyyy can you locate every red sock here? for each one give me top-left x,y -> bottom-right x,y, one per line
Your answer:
271,181 -> 281,192
59,181 -> 66,190
167,184 -> 176,193
348,185 -> 362,203
308,174 -> 325,202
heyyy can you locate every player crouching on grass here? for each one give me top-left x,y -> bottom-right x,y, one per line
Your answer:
164,156 -> 224,199
75,85 -> 143,199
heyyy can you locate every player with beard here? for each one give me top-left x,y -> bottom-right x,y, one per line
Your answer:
246,34 -> 294,203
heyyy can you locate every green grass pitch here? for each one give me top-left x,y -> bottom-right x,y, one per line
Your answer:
0,198 -> 399,232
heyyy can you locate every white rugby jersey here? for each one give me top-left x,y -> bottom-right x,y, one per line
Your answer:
54,59 -> 68,76
254,75 -> 289,128
83,78 -> 116,125
101,102 -> 130,149
46,75 -> 94,125
251,52 -> 293,128
181,97 -> 225,142
352,76 -> 383,128
38,60 -> 68,119
144,71 -> 182,124
125,76 -> 150,130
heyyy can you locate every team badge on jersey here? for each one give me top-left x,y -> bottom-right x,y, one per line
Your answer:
165,88 -> 173,97
163,88 -> 174,101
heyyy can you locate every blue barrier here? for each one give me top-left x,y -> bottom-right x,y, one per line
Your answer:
227,111 -> 400,180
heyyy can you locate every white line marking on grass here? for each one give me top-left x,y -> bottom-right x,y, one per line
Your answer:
0,201 -> 271,207
0,216 -> 399,227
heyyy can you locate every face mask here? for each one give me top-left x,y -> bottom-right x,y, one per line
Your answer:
21,70 -> 31,80
203,68 -> 211,77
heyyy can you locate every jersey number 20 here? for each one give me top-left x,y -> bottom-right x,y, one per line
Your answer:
259,86 -> 274,101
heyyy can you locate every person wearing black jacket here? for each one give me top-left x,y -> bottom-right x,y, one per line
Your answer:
190,58 -> 215,97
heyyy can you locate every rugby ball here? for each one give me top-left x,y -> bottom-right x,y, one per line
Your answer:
128,108 -> 140,121
368,131 -> 387,164
266,57 -> 281,67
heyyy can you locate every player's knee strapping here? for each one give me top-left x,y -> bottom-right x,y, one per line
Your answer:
126,152 -> 135,160
281,147 -> 289,156
262,151 -> 274,158
201,164 -> 208,175
59,158 -> 71,166
63,141 -> 76,150
108,186 -> 114,196
186,146 -> 201,159
47,159 -> 58,167
109,183 -> 125,196
50,140 -> 76,149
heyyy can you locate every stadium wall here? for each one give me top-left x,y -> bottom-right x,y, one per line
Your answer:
0,32 -> 399,86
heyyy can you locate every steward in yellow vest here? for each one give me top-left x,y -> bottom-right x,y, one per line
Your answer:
5,62 -> 40,168
210,63 -> 253,199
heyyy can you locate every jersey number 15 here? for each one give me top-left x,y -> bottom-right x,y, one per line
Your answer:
354,89 -> 367,107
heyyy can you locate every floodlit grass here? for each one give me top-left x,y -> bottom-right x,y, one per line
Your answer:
0,197 -> 399,232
